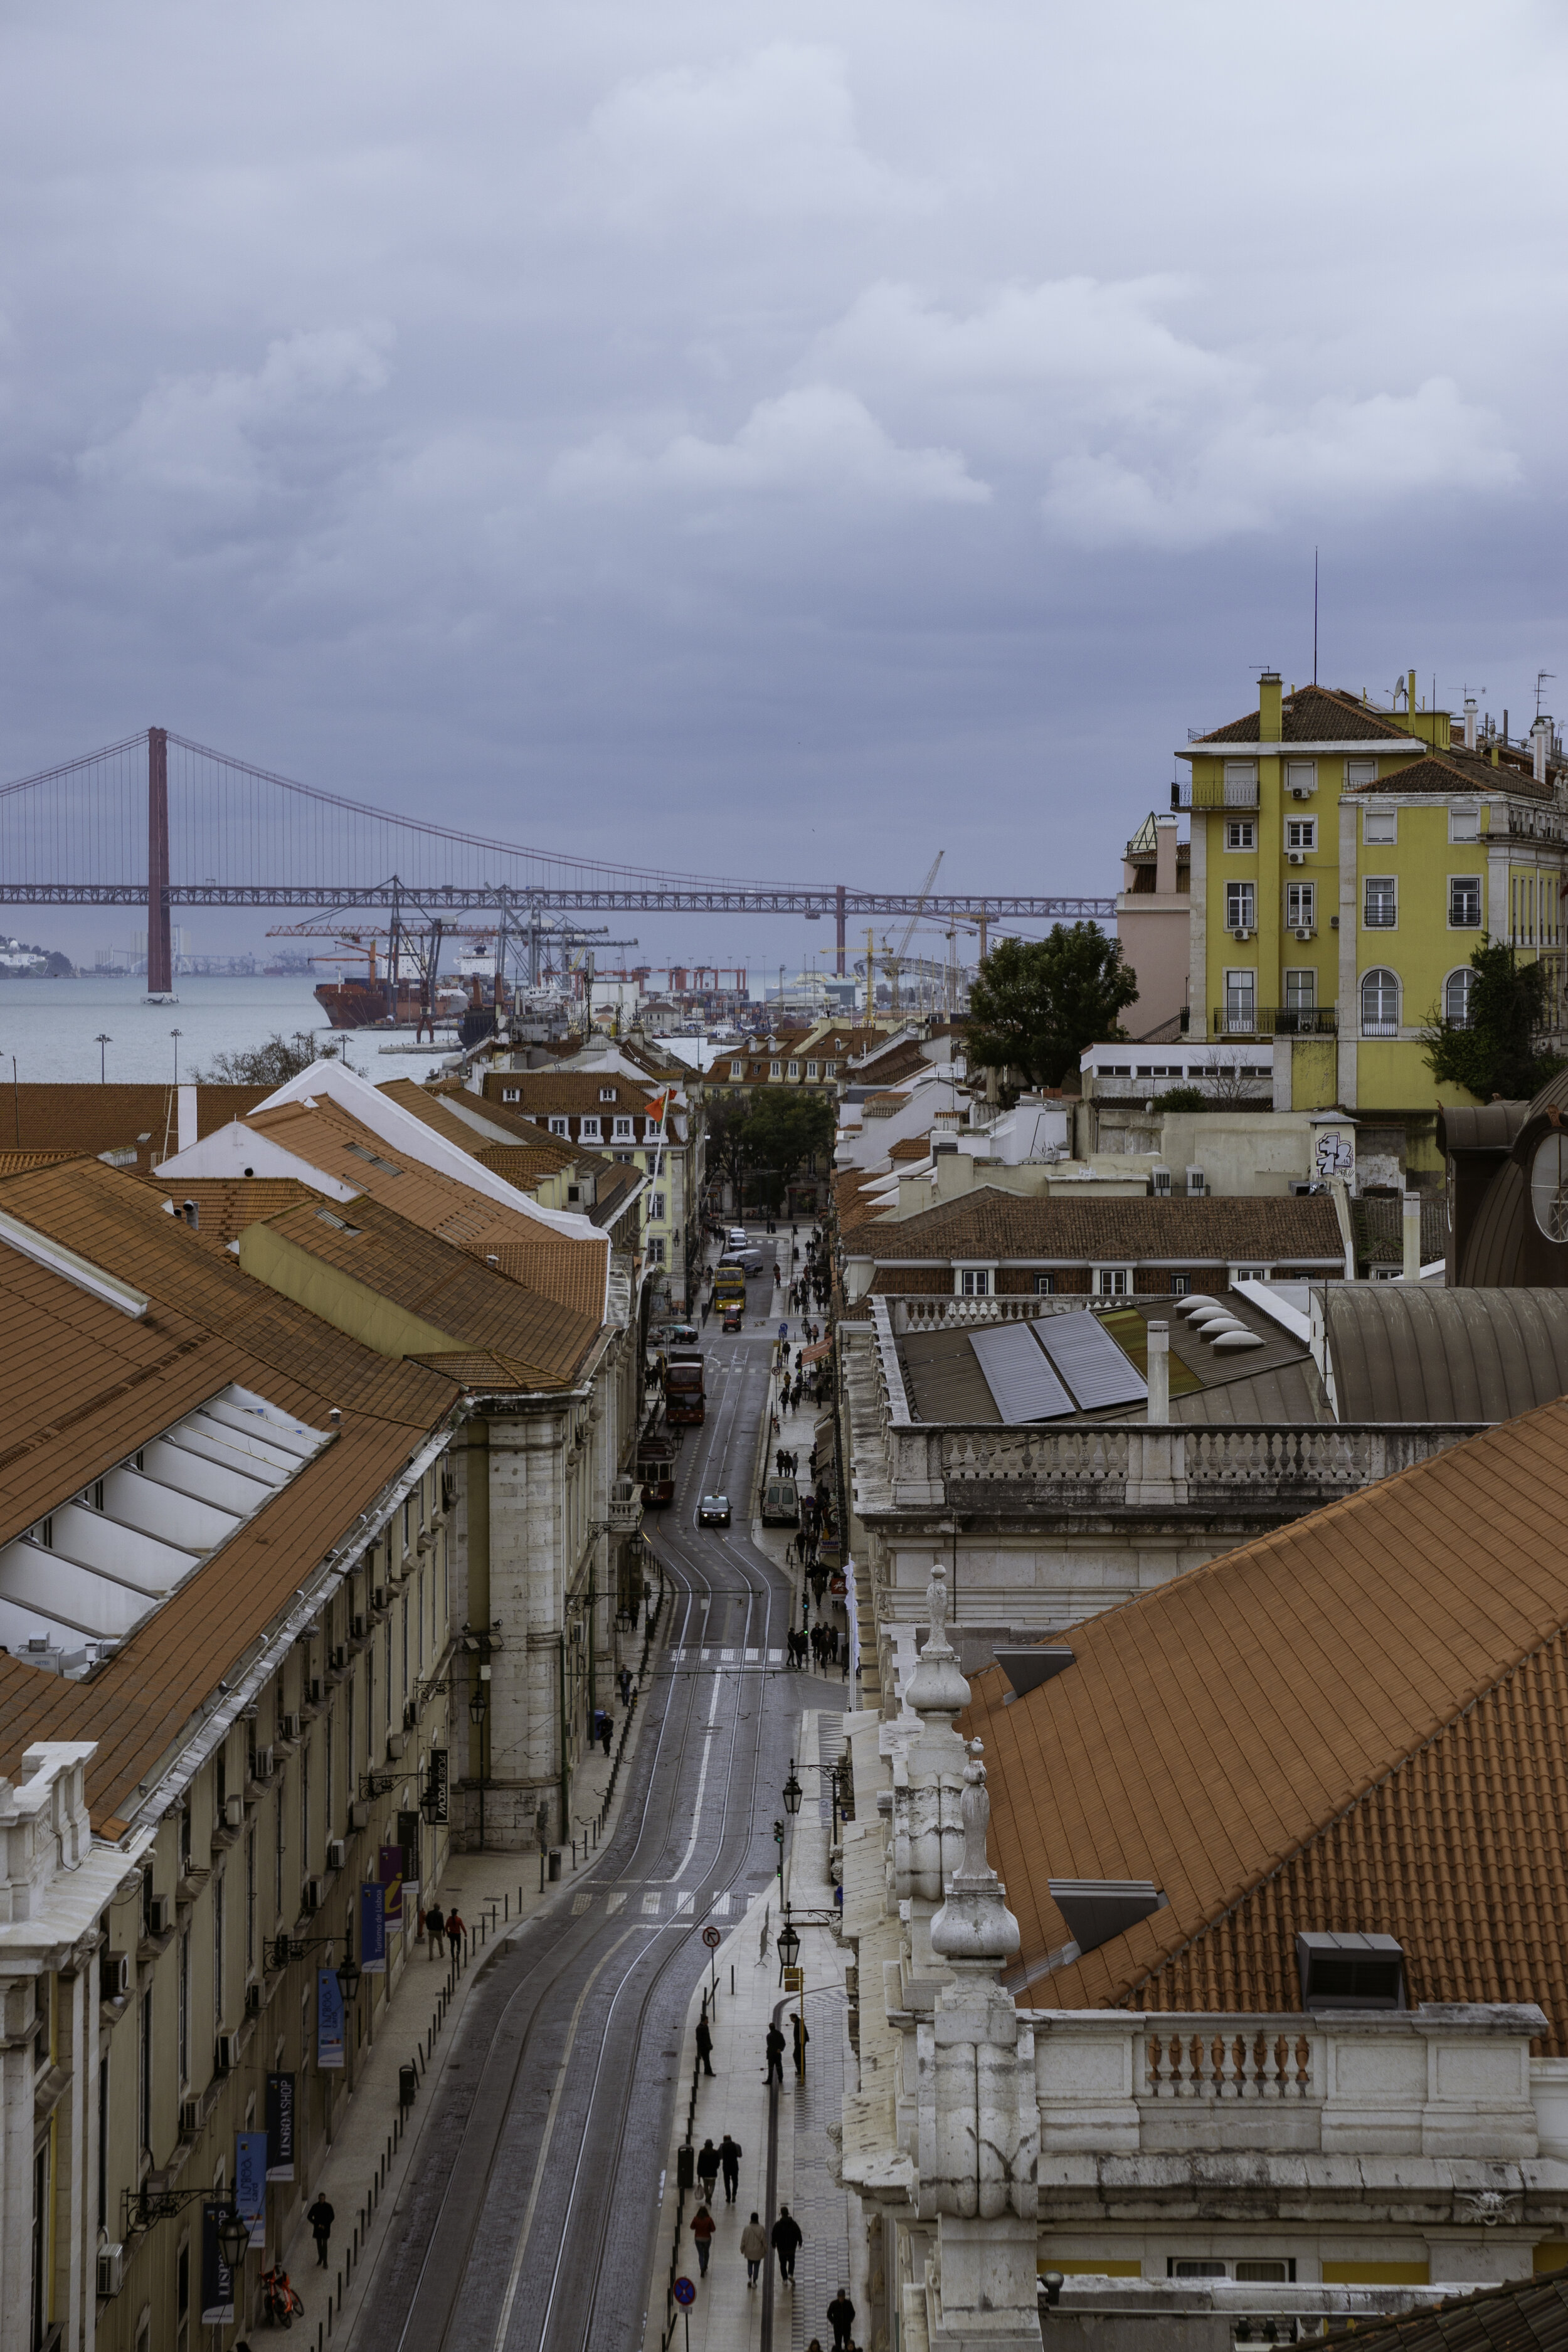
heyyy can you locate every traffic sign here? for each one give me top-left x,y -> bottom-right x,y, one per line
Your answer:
673,2276 -> 697,2307
701,1924 -> 723,1950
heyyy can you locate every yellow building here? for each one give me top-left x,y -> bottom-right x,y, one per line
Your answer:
1180,670 -> 1567,1116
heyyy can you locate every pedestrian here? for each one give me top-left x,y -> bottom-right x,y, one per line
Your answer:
765,2023 -> 785,2084
719,2131 -> 741,2202
599,1712 -> 613,1759
695,2010 -> 715,2076
306,2193 -> 334,2267
692,2203 -> 716,2278
425,1901 -> 446,1959
697,2137 -> 720,2201
792,2006 -> 810,2079
618,1665 -> 632,1706
740,2212 -> 767,2287
771,2203 -> 803,2283
827,2287 -> 857,2349
445,1905 -> 466,1956
785,1534 -> 796,1567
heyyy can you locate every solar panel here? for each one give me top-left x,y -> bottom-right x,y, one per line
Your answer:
968,1322 -> 1075,1422
1034,1311 -> 1148,1411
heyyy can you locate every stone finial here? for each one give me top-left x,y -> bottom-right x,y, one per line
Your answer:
929,1744 -> 1020,1966
904,1564 -> 970,1727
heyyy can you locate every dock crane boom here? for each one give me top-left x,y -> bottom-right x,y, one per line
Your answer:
883,852 -> 943,1013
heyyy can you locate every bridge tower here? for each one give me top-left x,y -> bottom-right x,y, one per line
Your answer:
146,725 -> 173,999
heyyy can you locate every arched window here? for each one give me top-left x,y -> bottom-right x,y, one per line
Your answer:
1531,1133 -> 1568,1241
1444,967 -> 1475,1027
1360,968 -> 1400,1036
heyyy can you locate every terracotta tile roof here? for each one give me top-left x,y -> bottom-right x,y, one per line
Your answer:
1,1083 -> 270,1173
888,1136 -> 934,1163
0,1149 -> 84,1176
1350,1190 -> 1448,1268
1193,685 -> 1416,745
847,1189 -> 1345,1264
1341,746 -> 1552,800
136,1175 -> 321,1246
834,1169 -> 889,1234
480,1071 -> 664,1116
240,1098 -> 609,1320
373,1079 -> 494,1154
256,1192 -> 601,1387
961,1393 -> 1568,2048
852,1041 -> 932,1086
1318,2270 -> 1568,2352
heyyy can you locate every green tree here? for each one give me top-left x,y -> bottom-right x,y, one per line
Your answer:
192,1029 -> 341,1085
965,924 -> 1138,1091
1423,939 -> 1565,1101
704,1094 -> 750,1205
741,1089 -> 836,1210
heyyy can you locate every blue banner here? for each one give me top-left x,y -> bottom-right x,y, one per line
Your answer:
360,1880 -> 386,1974
317,1968 -> 344,2070
200,2201 -> 235,2324
265,2070 -> 295,2182
235,2130 -> 267,2249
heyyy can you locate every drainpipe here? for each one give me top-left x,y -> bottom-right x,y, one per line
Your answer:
1402,1192 -> 1422,1283
1146,1320 -> 1170,1425
558,1631 -> 570,1845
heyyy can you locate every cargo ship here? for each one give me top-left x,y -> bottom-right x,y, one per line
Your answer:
313,975 -> 466,1030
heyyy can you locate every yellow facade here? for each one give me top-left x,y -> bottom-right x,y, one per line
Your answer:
1182,671 -> 1567,1111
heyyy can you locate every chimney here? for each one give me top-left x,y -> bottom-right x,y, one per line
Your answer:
1534,716 -> 1551,785
1146,1319 -> 1170,1426
1407,667 -> 1417,718
1464,697 -> 1478,753
1258,670 -> 1283,741
1402,1192 -> 1421,1283
1154,814 -> 1179,895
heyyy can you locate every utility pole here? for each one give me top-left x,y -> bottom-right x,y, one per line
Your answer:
864,928 -> 876,1022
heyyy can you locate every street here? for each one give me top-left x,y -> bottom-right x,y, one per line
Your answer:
352,1304 -> 840,2352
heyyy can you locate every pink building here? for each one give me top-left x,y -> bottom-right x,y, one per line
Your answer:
1116,812 -> 1190,1039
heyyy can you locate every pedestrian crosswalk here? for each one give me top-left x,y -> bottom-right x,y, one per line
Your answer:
668,1647 -> 783,1666
563,1884 -> 739,1923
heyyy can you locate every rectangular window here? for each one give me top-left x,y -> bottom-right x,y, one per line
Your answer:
1364,876 -> 1397,927
1093,1266 -> 1133,1296
1222,969 -> 1256,1032
649,1192 -> 665,1222
1449,804 -> 1479,843
824,1062 -> 837,1077
501,1086 -> 519,1102
598,1086 -> 617,1103
177,1930 -> 189,2088
1033,1273 -> 1056,1296
1284,968 -> 1316,1010
612,1116 -> 633,1140
1284,760 -> 1316,797
1222,761 -> 1258,805
1346,758 -> 1378,789
769,1061 -> 782,1078
1171,1273 -> 1193,1298
958,1268 -> 991,1296
1362,805 -> 1397,845
1285,818 -> 1316,850
1449,874 -> 1482,927
729,1061 -> 743,1079
1224,881 -> 1255,931
645,1235 -> 666,1266
1285,881 -> 1315,928
1224,819 -> 1255,850
580,1116 -> 601,1142
805,1062 -> 818,1079
549,1116 -> 569,1136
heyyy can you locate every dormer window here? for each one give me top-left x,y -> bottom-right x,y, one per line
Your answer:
549,1116 -> 569,1137
599,1087 -> 617,1102
729,1061 -> 743,1079
770,1061 -> 782,1078
956,1267 -> 991,1297
1296,1932 -> 1405,2010
806,1061 -> 818,1079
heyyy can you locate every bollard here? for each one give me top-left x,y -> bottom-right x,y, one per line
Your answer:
400,2061 -> 418,2112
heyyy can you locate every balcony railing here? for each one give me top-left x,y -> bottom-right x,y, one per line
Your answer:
1211,1006 -> 1337,1037
1190,773 -> 1259,809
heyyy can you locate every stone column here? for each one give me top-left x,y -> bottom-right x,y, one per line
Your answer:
892,1567 -> 971,1998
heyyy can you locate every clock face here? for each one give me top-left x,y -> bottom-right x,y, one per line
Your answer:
1530,1132 -> 1568,1242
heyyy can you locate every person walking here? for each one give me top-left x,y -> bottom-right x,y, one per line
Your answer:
691,2203 -> 716,2279
771,2203 -> 803,2284
445,1905 -> 466,1957
599,1711 -> 613,1759
425,1901 -> 445,1959
792,2006 -> 810,2080
694,2010 -> 715,2077
827,2286 -> 857,2349
306,2193 -> 334,2268
740,2212 -> 767,2288
696,2138 -> 720,2203
765,2022 -> 785,2084
719,2132 -> 741,2203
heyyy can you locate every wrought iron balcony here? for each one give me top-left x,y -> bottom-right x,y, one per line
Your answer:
1210,1006 -> 1337,1038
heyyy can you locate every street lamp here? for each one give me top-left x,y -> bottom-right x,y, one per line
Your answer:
781,1761 -> 803,1817
335,1943 -> 363,2006
171,1026 -> 183,1083
777,1919 -> 801,1974
95,1032 -> 110,1082
469,1682 -> 489,1725
215,2205 -> 250,2274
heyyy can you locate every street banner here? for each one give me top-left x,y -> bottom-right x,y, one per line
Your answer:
200,2201 -> 236,2325
426,1748 -> 448,1823
360,1880 -> 386,1973
317,1968 -> 345,2070
265,2070 -> 295,2180
379,1843 -> 405,1926
235,2129 -> 267,2247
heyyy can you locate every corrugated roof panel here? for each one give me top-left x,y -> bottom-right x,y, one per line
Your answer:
968,1323 -> 1074,1423
1036,1312 -> 1148,1411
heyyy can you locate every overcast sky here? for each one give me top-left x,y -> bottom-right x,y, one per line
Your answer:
2,0 -> 1565,974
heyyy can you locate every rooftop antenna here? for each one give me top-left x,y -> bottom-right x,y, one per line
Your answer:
1538,670 -> 1557,717
1313,547 -> 1318,685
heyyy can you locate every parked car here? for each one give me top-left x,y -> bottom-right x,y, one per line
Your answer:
722,1306 -> 744,1332
761,1475 -> 799,1528
697,1493 -> 731,1527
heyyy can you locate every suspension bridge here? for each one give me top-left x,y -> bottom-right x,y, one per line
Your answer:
0,726 -> 1114,994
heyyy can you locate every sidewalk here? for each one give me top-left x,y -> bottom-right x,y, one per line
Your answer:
650,1707 -> 856,2352
277,1651 -> 659,2347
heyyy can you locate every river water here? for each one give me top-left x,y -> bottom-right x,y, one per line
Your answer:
0,973 -> 455,1088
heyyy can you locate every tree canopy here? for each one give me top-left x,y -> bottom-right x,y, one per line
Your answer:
193,1029 -> 340,1085
706,1085 -> 835,1209
965,924 -> 1138,1091
1423,939 -> 1565,1103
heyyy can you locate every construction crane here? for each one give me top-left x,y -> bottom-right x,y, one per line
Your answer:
880,852 -> 943,1013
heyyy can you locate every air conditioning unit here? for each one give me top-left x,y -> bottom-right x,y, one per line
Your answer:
1293,927 -> 1314,941
178,2098 -> 200,2141
279,1713 -> 301,1742
327,1838 -> 346,1872
245,1981 -> 262,2016
253,1747 -> 275,1781
147,1895 -> 172,1937
102,1950 -> 130,2000
386,1730 -> 407,1761
1152,1168 -> 1172,1196
349,1799 -> 370,1831
215,2032 -> 235,2074
97,2244 -> 125,2299
225,1793 -> 244,1830
1186,1168 -> 1206,1197
302,1878 -> 322,1914
1286,850 -> 1305,865
1289,782 -> 1315,798
1233,926 -> 1252,941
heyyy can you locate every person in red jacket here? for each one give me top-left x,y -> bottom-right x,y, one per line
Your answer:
691,2203 -> 717,2277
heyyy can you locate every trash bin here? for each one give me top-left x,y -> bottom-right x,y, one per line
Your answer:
676,2145 -> 695,2191
399,2062 -> 417,2111
548,1848 -> 562,1882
